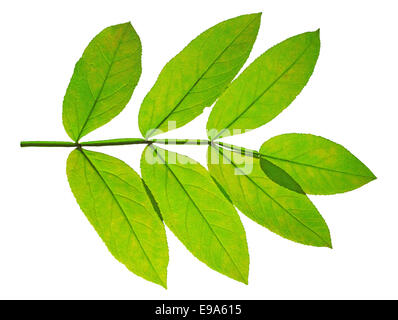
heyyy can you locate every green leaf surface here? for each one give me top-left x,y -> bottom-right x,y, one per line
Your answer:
259,134 -> 376,195
63,22 -> 142,141
139,13 -> 261,138
66,148 -> 168,287
208,146 -> 332,248
141,146 -> 249,283
207,30 -> 320,140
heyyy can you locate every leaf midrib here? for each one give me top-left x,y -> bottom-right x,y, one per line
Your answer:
261,153 -> 374,179
214,146 -> 330,247
212,34 -> 316,140
145,15 -> 259,138
79,148 -> 166,287
150,145 -> 247,283
75,25 -> 129,141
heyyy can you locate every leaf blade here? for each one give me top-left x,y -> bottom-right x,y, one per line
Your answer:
141,146 -> 249,283
259,133 -> 376,195
207,30 -> 320,139
208,146 -> 331,248
139,13 -> 261,138
63,22 -> 142,141
66,148 -> 168,287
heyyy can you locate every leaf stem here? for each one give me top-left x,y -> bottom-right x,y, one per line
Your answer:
80,138 -> 148,146
20,138 -> 211,148
20,138 -> 261,159
20,141 -> 78,147
151,139 -> 210,145
214,141 -> 261,158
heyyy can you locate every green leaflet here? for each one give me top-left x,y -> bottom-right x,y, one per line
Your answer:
207,146 -> 332,248
63,22 -> 142,141
259,133 -> 376,195
140,146 -> 249,283
207,30 -> 320,140
66,149 -> 168,288
139,13 -> 261,138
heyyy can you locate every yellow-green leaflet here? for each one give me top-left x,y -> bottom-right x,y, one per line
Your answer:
207,30 -> 320,140
259,134 -> 376,195
207,146 -> 332,248
66,149 -> 168,288
63,23 -> 142,141
139,13 -> 261,138
140,146 -> 249,283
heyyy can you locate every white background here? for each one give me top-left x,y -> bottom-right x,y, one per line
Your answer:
0,0 -> 397,299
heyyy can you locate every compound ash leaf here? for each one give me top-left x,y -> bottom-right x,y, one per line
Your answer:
63,22 -> 142,142
66,148 -> 168,288
207,30 -> 320,140
139,13 -> 261,138
140,145 -> 249,284
207,146 -> 332,248
259,133 -> 376,195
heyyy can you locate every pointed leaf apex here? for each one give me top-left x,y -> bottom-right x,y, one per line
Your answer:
160,281 -> 168,289
250,12 -> 262,20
